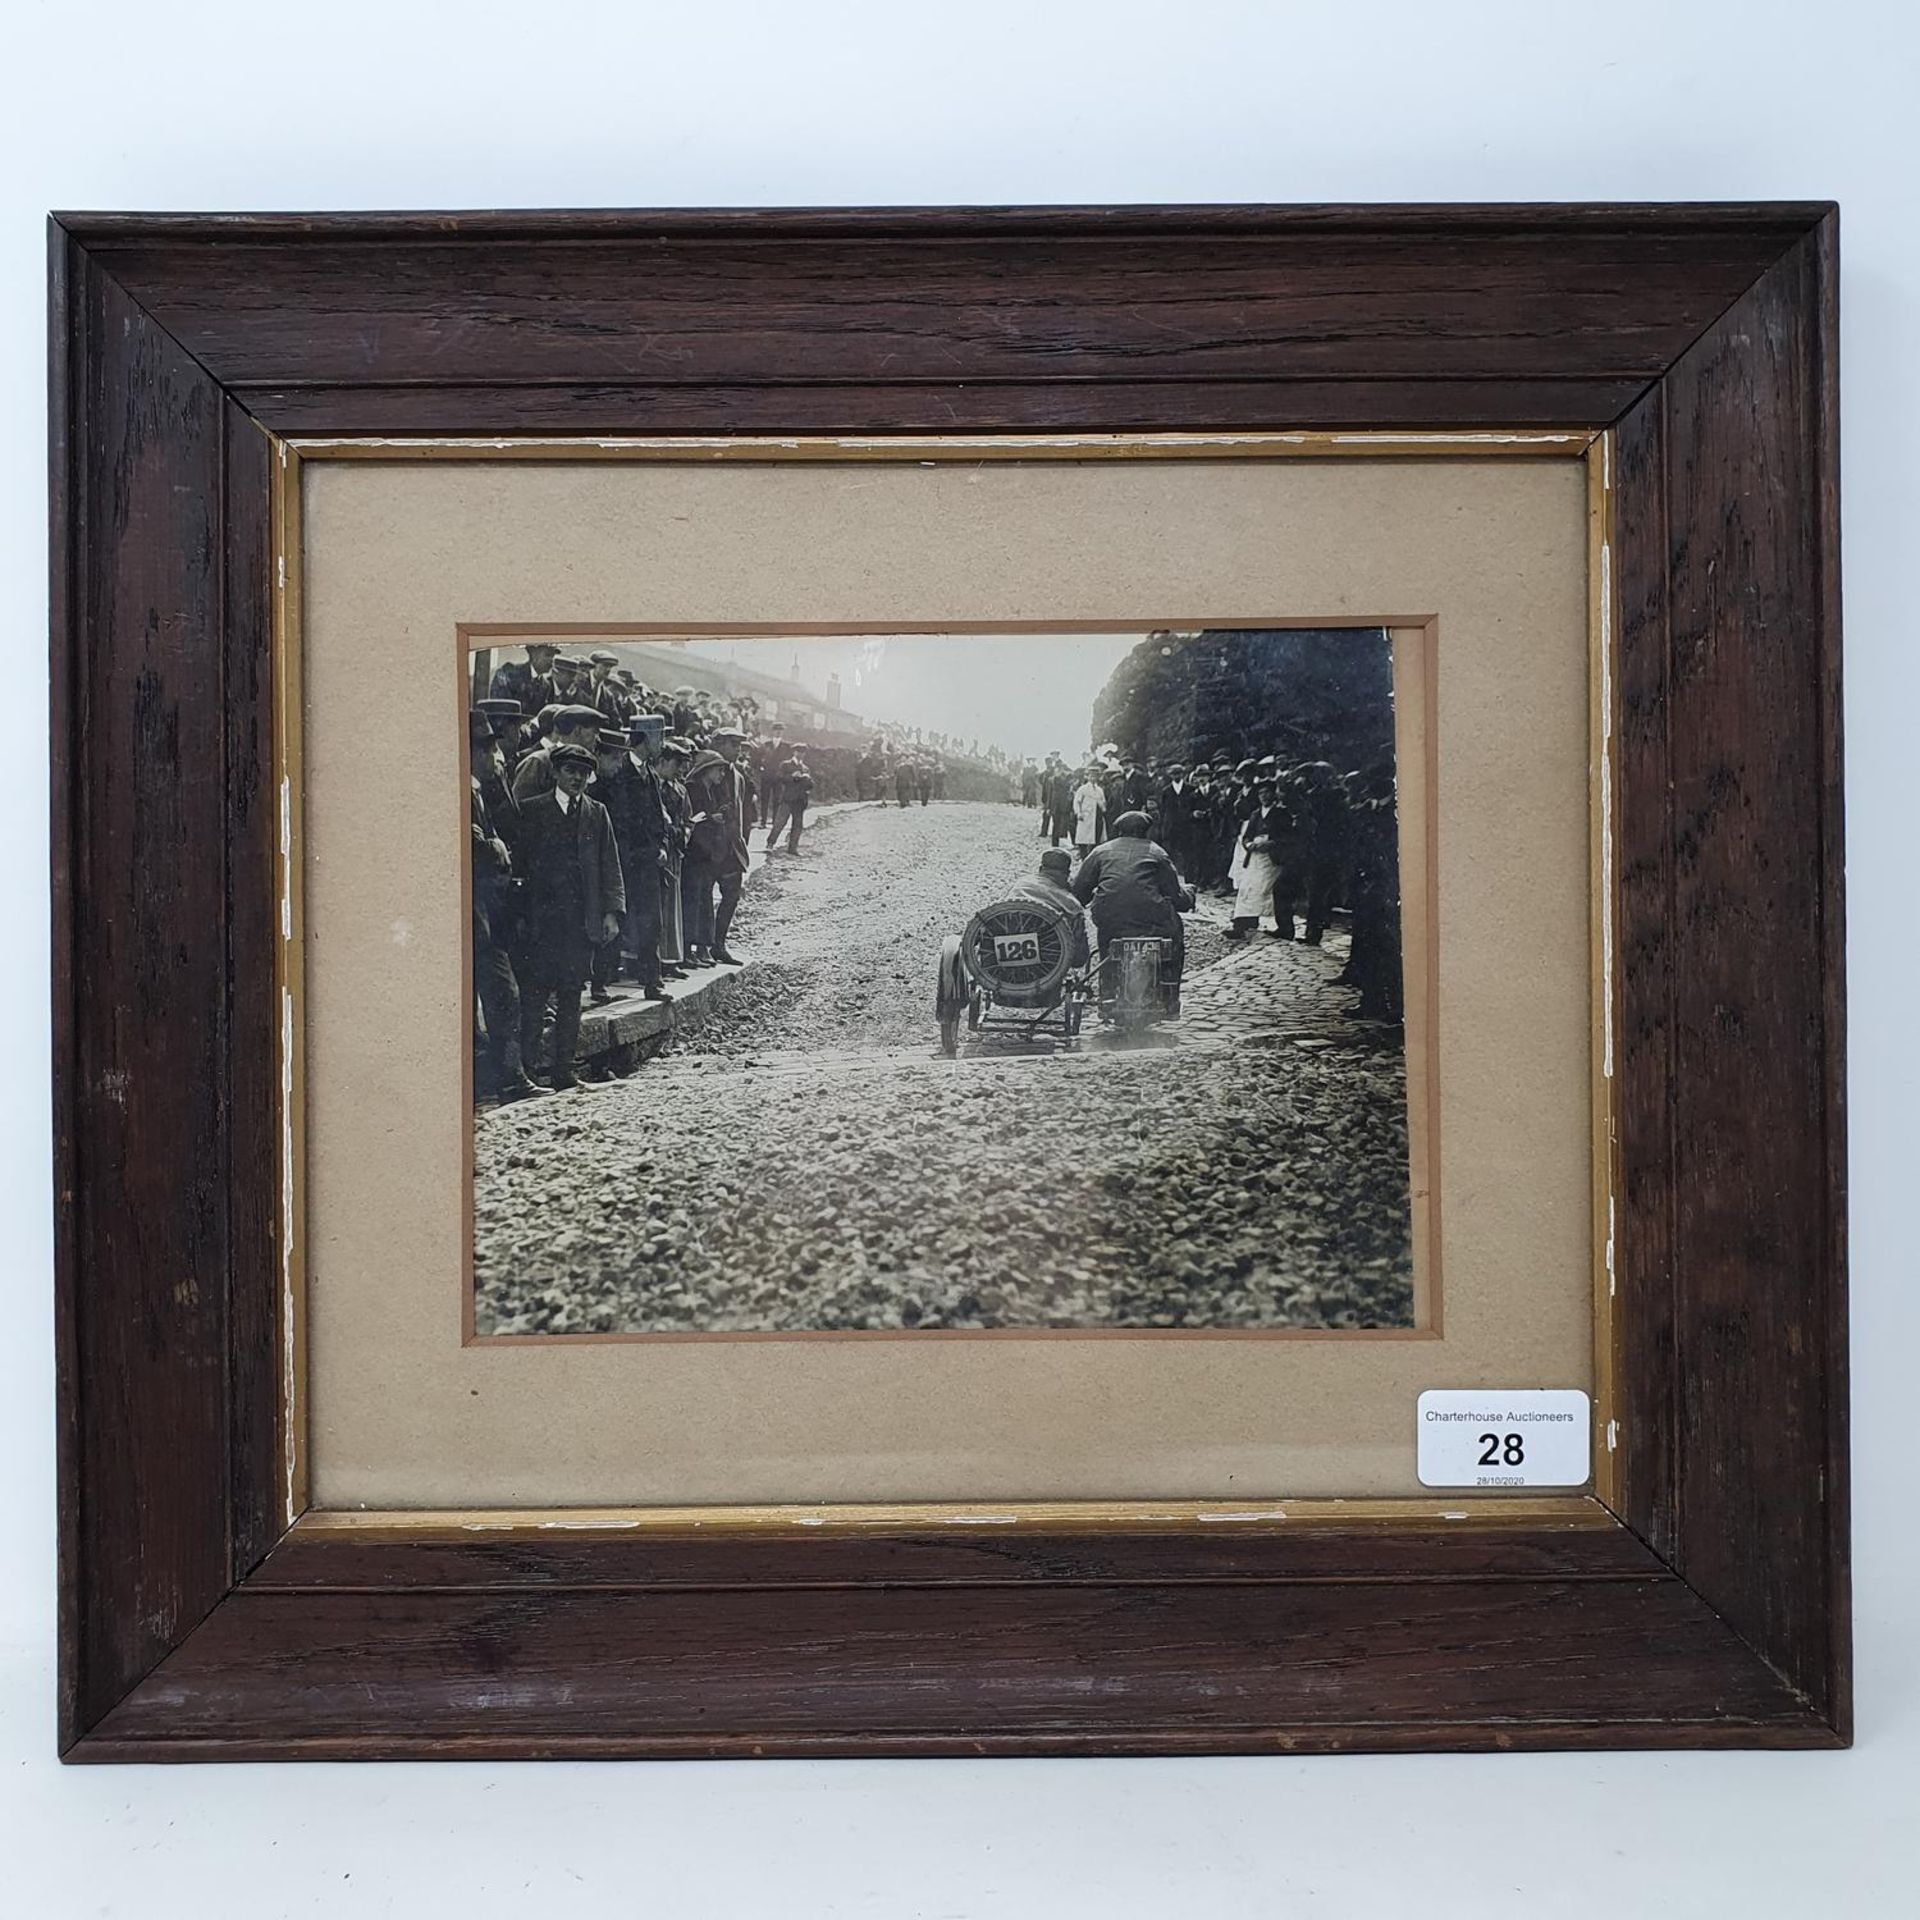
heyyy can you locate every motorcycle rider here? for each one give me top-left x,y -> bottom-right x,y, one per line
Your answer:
1069,809 -> 1193,987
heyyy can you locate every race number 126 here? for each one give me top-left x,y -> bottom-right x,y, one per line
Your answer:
1415,1390 -> 1592,1488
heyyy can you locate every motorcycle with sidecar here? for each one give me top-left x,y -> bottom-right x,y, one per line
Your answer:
933,898 -> 1180,1055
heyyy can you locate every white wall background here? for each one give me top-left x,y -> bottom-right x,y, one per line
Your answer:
3,2 -> 1914,1913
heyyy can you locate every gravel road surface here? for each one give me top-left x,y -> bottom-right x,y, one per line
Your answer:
475,800 -> 1413,1334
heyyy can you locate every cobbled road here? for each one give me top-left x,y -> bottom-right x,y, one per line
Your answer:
475,799 -> 1414,1334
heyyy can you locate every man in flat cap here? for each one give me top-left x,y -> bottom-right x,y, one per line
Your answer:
589,714 -> 672,1002
514,742 -> 625,1090
764,743 -> 816,854
682,726 -> 755,966
1156,761 -> 1204,884
488,641 -> 560,718
511,705 -> 605,804
1181,760 -> 1223,889
585,650 -> 632,729
655,736 -> 694,977
1040,755 -> 1074,845
468,710 -> 544,1105
754,728 -> 789,839
1012,846 -> 1091,971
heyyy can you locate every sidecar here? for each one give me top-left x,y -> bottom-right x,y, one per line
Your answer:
934,898 -> 1090,1056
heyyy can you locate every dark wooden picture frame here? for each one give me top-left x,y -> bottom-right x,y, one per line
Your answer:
50,204 -> 1847,1758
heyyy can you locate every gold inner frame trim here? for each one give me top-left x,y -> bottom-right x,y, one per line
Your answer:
284,429 -> 1598,463
292,1494 -> 1617,1539
271,428 -> 1621,1536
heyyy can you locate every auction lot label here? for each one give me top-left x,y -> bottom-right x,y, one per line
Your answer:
1416,1389 -> 1592,1488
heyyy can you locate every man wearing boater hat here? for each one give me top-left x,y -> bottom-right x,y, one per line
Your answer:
473,697 -> 531,776
514,741 -> 625,1090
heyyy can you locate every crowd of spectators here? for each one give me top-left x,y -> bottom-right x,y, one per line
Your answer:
469,643 -> 1019,1098
1020,746 -> 1404,1023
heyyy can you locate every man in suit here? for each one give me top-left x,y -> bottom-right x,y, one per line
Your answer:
479,696 -> 533,767
767,746 -> 815,852
1156,762 -> 1198,877
1266,763 -> 1312,939
469,711 -> 545,1105
755,730 -> 789,835
514,743 -> 626,1091
1344,763 -> 1403,1023
1041,757 -> 1075,846
473,701 -> 531,816
488,642 -> 560,717
584,650 -> 632,729
682,726 -> 755,966
1187,765 -> 1221,886
589,715 -> 673,1002
656,736 -> 693,978
1296,759 -> 1351,947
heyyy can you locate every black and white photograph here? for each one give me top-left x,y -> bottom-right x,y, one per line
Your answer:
467,625 -> 1422,1336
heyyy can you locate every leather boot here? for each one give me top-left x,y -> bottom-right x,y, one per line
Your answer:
496,1034 -> 549,1103
547,989 -> 588,1089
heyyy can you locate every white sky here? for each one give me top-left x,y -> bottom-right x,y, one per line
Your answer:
676,632 -> 1143,762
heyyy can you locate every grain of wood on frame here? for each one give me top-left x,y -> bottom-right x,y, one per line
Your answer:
50,205 -> 1846,1758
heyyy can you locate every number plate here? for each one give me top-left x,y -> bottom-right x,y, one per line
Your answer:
993,933 -> 1042,965
1416,1389 -> 1591,1488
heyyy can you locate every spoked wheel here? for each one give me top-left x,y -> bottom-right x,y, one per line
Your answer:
939,1012 -> 960,1056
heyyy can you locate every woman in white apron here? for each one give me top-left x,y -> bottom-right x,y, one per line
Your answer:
1071,768 -> 1106,858
1229,789 -> 1278,937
